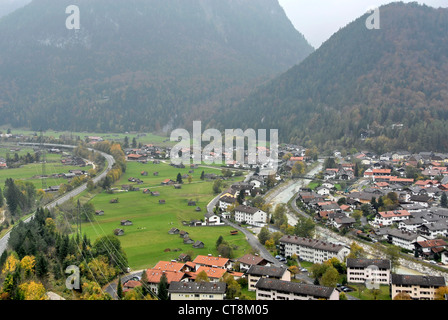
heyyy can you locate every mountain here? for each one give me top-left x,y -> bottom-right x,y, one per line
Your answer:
218,3 -> 448,154
0,0 -> 31,18
0,0 -> 314,132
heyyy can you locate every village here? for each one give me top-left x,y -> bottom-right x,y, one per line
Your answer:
107,142 -> 448,300
3,132 -> 448,300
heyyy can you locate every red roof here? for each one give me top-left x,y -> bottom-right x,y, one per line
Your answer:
193,255 -> 229,268
193,266 -> 227,279
145,269 -> 185,284
153,261 -> 185,272
378,210 -> 410,218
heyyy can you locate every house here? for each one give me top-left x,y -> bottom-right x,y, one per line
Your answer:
127,154 -> 143,161
417,221 -> 448,239
193,255 -> 232,270
95,210 -> 105,216
386,229 -> 426,251
159,199 -> 166,204
255,278 -> 339,300
151,191 -> 160,196
234,205 -> 267,226
237,254 -> 269,272
145,269 -> 187,295
183,237 -> 195,245
372,210 -> 411,227
204,212 -> 222,225
161,179 -> 175,185
218,196 -> 236,211
168,228 -> 180,235
114,229 -> 124,236
279,235 -> 350,264
391,274 -> 446,300
246,265 -> 290,291
177,253 -> 191,263
153,261 -> 187,273
179,231 -> 189,238
331,216 -> 356,229
346,258 -> 391,285
414,239 -> 447,260
316,186 -> 332,196
190,266 -> 227,282
120,220 -> 133,226
188,200 -> 196,206
192,241 -> 205,249
169,281 -> 227,300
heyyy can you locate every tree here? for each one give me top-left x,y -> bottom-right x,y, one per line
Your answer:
441,193 -> 448,208
385,246 -> 401,273
117,276 -> 123,300
294,217 -> 315,238
212,179 -> 222,194
4,178 -> 20,215
200,171 -> 205,180
92,235 -> 128,270
435,286 -> 448,300
222,273 -> 241,299
195,270 -> 210,283
157,273 -> 169,300
257,227 -> 271,246
176,173 -> 183,184
320,266 -> 339,287
0,187 -> 3,207
347,242 -> 365,259
18,281 -> 47,300
393,292 -> 412,300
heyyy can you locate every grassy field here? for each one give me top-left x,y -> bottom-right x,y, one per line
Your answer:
347,284 -> 391,300
80,161 -> 251,270
0,127 -> 176,147
0,162 -> 93,189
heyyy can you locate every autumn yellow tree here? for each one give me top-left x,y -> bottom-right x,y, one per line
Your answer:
20,256 -> 36,277
80,281 -> 112,300
19,281 -> 47,300
435,286 -> 448,300
2,253 -> 20,275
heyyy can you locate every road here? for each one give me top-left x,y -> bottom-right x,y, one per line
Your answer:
0,143 -> 115,256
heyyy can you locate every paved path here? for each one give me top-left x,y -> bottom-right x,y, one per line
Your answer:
0,143 -> 115,256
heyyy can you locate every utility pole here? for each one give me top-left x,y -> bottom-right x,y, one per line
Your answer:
77,199 -> 81,237
40,130 -> 47,190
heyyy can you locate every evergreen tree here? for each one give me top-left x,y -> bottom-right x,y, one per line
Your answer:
4,178 -> 19,215
200,171 -> 205,180
176,173 -> 183,184
117,276 -> 123,300
216,236 -> 224,249
441,192 -> 448,208
35,253 -> 48,278
157,273 -> 169,300
0,186 -> 4,207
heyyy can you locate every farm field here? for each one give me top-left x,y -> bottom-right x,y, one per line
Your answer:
81,161 -> 251,270
0,127 -> 176,147
0,157 -> 92,189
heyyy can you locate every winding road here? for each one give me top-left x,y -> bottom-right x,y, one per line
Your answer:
0,143 -> 115,256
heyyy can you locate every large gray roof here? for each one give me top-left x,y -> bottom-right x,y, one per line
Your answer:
255,278 -> 335,298
391,274 -> 445,287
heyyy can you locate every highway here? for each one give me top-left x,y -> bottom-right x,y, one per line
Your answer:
0,143 -> 115,256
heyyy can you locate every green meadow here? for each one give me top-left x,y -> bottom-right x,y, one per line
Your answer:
0,157 -> 92,189
81,161 -> 251,270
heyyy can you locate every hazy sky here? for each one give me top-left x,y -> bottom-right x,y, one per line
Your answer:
278,0 -> 448,48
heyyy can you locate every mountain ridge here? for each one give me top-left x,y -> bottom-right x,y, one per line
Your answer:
217,2 -> 448,153
0,0 -> 314,132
